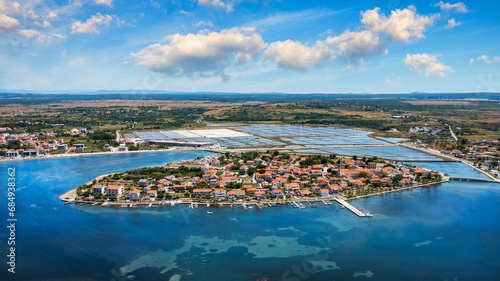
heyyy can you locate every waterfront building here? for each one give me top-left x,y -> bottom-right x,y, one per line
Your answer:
319,189 -> 330,197
126,189 -> 141,200
5,150 -> 20,158
107,185 -> 124,197
214,189 -> 227,200
92,185 -> 106,194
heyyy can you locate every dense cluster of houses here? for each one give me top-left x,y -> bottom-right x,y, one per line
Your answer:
446,139 -> 499,162
0,131 -> 69,158
86,153 -> 433,202
0,127 -> 104,158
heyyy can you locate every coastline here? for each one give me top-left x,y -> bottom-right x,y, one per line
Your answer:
2,146 -> 213,163
59,172 -> 450,209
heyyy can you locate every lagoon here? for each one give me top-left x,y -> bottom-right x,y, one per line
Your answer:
0,151 -> 499,280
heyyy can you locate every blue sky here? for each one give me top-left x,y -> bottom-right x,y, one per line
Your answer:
0,0 -> 499,93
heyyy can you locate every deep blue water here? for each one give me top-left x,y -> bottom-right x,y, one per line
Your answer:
1,151 -> 500,281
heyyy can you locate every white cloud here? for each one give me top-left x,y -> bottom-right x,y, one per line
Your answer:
0,0 -> 19,32
319,5 -> 431,68
179,10 -> 194,16
361,6 -> 437,43
326,30 -> 386,59
264,40 -> 333,71
0,13 -> 20,32
129,27 -> 266,79
47,11 -> 57,21
476,55 -> 500,64
18,29 -> 39,39
17,29 -> 65,42
434,1 -> 468,13
95,0 -> 113,7
444,18 -> 461,29
404,53 -> 454,77
0,0 -> 6,14
469,58 -> 474,65
71,13 -> 113,34
194,20 -> 214,28
198,0 -> 233,13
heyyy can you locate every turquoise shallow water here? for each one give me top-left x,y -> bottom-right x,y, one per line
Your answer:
1,151 -> 499,281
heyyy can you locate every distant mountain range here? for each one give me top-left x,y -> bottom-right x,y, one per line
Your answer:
0,90 -> 498,102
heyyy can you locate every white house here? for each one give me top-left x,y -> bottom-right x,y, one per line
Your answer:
146,190 -> 157,200
106,185 -> 124,197
319,189 -> 330,197
126,189 -> 141,201
5,150 -> 19,158
56,144 -> 68,150
92,185 -> 106,194
214,189 -> 227,200
116,143 -> 128,152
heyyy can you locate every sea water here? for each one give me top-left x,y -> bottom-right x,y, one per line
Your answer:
0,151 -> 499,281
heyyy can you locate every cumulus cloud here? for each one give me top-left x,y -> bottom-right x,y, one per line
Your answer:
198,0 -> 233,13
361,6 -> 437,43
444,18 -> 462,29
71,13 -> 113,34
326,30 -> 386,59
0,0 -> 20,32
95,0 -> 113,7
18,29 -> 39,39
320,6 -> 432,67
434,1 -> 468,13
404,53 -> 454,77
130,5 -> 439,75
264,40 -> 333,71
0,13 -> 20,32
476,55 -> 500,64
129,27 -> 266,79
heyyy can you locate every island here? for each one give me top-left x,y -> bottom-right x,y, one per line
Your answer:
60,151 -> 447,215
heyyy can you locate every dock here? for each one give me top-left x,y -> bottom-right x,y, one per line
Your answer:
292,201 -> 305,209
321,200 -> 332,205
307,201 -> 316,208
256,203 -> 263,209
335,198 -> 372,217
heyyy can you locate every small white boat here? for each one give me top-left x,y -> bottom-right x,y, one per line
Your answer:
207,211 -> 213,215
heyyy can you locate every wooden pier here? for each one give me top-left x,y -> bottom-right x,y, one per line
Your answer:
335,198 -> 372,217
292,201 -> 305,209
321,200 -> 332,205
